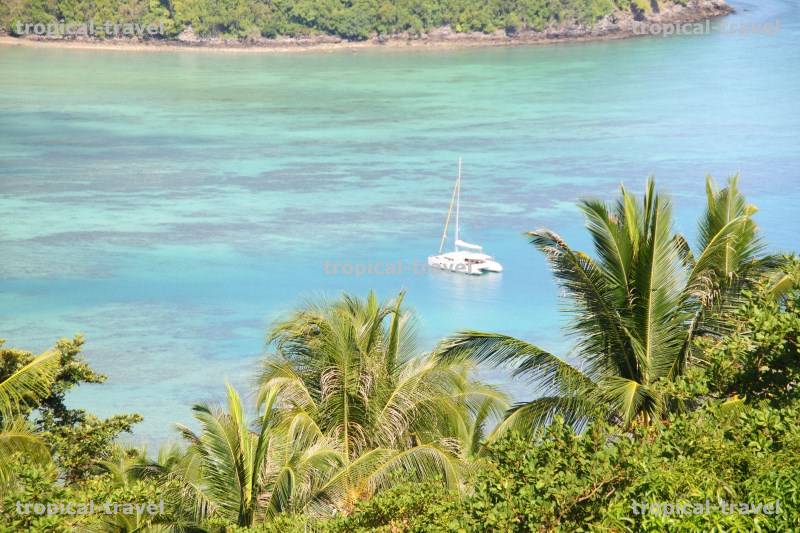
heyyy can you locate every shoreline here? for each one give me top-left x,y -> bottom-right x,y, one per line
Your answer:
0,33 -> 646,55
0,1 -> 732,54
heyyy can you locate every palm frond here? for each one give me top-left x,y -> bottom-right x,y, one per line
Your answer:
0,417 -> 51,484
486,396 -> 596,442
0,348 -> 60,417
436,332 -> 594,397
527,229 -> 636,379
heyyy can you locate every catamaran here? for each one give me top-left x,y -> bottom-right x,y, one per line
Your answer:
427,159 -> 503,276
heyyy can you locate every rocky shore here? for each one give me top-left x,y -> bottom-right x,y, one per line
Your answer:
0,0 -> 732,53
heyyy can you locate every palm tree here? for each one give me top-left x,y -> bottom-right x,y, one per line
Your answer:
0,346 -> 60,483
176,383 -> 343,527
258,291 -> 507,512
82,445 -> 182,533
690,175 -> 782,314
436,177 -> 776,436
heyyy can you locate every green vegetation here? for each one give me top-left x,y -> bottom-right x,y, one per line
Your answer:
2,0 -> 652,41
257,292 -> 506,510
438,176 -> 779,435
1,176 -> 799,532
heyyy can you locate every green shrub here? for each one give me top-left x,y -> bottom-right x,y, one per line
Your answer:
699,258 -> 800,406
457,402 -> 800,532
322,481 -> 460,532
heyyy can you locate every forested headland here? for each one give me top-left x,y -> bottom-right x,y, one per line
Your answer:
0,0 -> 731,47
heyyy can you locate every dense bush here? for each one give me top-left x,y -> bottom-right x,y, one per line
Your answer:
320,481 -> 460,532
699,258 -> 800,407
323,401 -> 800,532
1,0 -> 645,41
7,398 -> 799,531
322,266 -> 800,533
457,402 -> 800,532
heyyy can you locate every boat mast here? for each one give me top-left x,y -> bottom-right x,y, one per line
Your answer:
454,157 -> 461,252
438,159 -> 461,254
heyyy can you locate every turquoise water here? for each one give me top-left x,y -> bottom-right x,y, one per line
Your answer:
1,0 -> 798,443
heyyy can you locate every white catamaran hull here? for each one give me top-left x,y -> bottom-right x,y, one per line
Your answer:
427,253 -> 485,275
479,259 -> 503,273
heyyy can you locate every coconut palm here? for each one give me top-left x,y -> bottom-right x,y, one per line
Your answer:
0,347 -> 60,483
86,447 -> 181,533
688,175 -> 782,316
176,383 -> 343,527
258,291 -> 507,512
96,443 -> 187,490
436,177 -> 776,436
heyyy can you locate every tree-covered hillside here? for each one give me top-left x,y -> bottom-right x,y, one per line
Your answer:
1,0 -> 672,41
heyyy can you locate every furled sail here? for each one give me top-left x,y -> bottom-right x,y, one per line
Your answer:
455,240 -> 483,252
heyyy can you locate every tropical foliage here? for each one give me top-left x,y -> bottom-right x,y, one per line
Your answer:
321,266 -> 800,532
436,176 -> 780,436
0,336 -> 142,484
175,383 -> 343,526
258,291 -> 507,512
3,0 -> 661,41
698,256 -> 800,406
1,176 -> 798,532
0,342 -> 59,484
